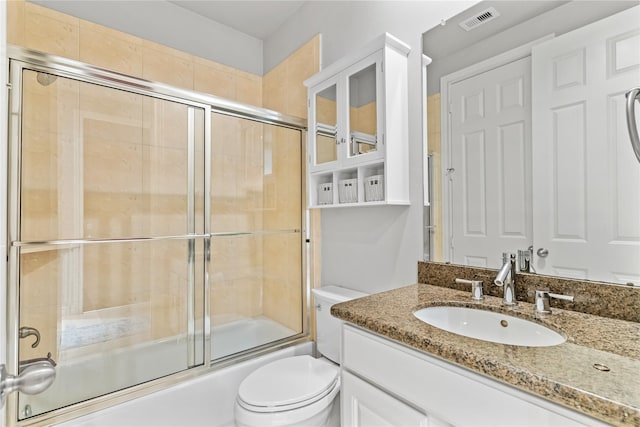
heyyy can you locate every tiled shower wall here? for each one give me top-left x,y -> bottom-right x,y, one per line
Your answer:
426,93 -> 443,262
263,36 -> 321,333
8,0 -> 321,356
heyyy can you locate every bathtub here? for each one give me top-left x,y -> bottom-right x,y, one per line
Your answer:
18,316 -> 305,426
211,316 -> 297,360
53,341 -> 313,427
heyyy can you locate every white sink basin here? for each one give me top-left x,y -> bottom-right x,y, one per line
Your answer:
413,306 -> 566,347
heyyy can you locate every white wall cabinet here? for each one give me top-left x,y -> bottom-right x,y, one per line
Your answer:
341,325 -> 608,427
304,33 -> 410,208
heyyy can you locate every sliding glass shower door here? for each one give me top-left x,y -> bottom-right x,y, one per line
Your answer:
209,113 -> 303,360
7,48 -> 306,425
11,67 -> 206,419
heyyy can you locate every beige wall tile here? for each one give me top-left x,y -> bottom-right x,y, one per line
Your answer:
263,35 -> 320,118
236,74 -> 262,106
351,102 -> 377,135
263,233 -> 302,332
210,234 -> 264,325
194,62 -> 236,99
79,21 -> 143,77
22,70 -> 79,137
316,96 -> 337,125
261,35 -> 319,336
142,145 -> 189,236
194,59 -> 262,106
7,0 -> 26,46
20,129 -> 58,240
20,71 -> 81,241
149,244 -> 189,339
141,38 -> 192,61
20,253 -> 60,351
142,45 -> 194,90
427,94 -> 443,261
262,71 -> 285,112
80,82 -> 143,125
263,127 -> 302,230
82,244 -> 149,311
24,2 -> 79,59
83,135 -> 144,238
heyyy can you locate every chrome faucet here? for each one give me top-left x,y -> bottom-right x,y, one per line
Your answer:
535,290 -> 574,314
494,253 -> 517,306
455,278 -> 484,301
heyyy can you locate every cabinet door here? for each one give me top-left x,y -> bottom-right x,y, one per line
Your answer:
345,51 -> 384,164
342,371 -> 445,427
310,78 -> 340,171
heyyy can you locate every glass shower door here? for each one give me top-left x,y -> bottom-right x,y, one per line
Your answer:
12,68 -> 206,419
210,113 -> 303,360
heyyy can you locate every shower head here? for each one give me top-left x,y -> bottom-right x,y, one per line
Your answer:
36,72 -> 57,86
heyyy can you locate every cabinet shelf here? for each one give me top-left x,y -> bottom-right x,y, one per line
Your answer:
304,33 -> 410,208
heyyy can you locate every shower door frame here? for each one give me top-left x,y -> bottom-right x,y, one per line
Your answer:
5,45 -> 309,427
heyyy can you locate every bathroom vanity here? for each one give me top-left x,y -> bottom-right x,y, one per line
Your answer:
332,283 -> 640,426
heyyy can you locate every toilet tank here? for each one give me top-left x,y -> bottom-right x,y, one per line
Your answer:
311,286 -> 368,363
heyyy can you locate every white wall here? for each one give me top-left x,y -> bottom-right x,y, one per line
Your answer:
264,1 -> 477,294
29,0 -> 264,75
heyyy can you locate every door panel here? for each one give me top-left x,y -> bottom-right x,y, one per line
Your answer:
449,57 -> 532,268
532,6 -> 640,284
15,68 -> 206,420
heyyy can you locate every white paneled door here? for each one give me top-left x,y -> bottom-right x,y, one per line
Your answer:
449,57 -> 532,268
532,6 -> 640,285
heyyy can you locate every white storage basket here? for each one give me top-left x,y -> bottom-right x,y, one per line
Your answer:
338,178 -> 358,203
317,183 -> 333,205
364,175 -> 384,202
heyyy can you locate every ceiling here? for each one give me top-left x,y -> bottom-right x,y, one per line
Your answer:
169,1 -> 306,40
422,0 -> 568,59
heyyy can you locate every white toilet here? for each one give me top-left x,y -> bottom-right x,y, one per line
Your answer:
234,285 -> 368,427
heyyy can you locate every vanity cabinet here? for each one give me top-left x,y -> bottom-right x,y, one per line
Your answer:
304,33 -> 410,208
341,325 -> 608,427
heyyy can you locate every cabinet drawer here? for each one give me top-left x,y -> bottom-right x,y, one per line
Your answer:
342,325 -> 602,427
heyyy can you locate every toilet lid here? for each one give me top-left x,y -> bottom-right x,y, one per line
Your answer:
237,355 -> 339,412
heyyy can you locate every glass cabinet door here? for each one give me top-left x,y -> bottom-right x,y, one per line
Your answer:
347,62 -> 379,159
313,83 -> 339,166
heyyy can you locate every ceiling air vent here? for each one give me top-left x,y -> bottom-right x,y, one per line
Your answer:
459,7 -> 500,31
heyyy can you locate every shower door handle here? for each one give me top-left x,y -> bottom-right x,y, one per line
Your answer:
625,87 -> 640,163
0,358 -> 56,409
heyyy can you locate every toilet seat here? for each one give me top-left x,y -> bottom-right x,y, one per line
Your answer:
237,355 -> 339,413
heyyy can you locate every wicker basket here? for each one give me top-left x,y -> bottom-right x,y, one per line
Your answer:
364,175 -> 384,202
338,178 -> 358,203
317,183 -> 333,205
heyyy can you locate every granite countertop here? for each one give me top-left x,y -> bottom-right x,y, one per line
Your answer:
331,283 -> 640,426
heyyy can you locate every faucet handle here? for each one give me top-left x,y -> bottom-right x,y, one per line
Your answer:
455,278 -> 484,301
535,290 -> 574,314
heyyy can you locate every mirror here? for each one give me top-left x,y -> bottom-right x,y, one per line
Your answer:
348,63 -> 378,157
423,0 -> 640,286
315,84 -> 338,164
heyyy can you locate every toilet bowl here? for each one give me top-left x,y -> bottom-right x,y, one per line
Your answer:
235,355 -> 340,427
234,286 -> 368,427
